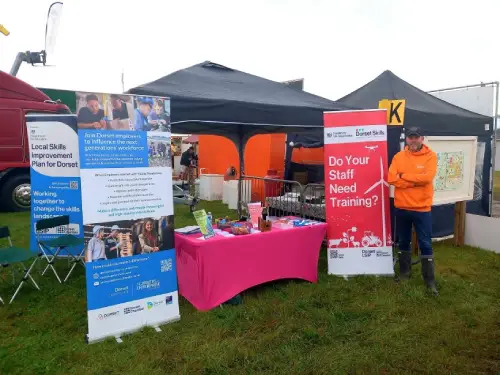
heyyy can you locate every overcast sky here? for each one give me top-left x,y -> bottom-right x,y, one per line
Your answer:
0,0 -> 498,100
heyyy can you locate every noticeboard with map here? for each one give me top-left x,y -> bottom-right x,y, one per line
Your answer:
434,151 -> 464,192
424,136 -> 477,206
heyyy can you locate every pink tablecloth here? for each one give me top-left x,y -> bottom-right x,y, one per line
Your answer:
175,223 -> 327,311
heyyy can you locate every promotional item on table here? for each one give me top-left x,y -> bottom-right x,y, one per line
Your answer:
247,202 -> 263,227
175,203 -> 323,241
193,209 -> 215,239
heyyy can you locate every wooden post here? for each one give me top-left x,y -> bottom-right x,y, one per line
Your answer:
411,225 -> 419,255
454,201 -> 466,246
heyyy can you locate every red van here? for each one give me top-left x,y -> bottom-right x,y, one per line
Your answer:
0,70 -> 70,211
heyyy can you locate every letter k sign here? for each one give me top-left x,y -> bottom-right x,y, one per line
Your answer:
378,99 -> 405,126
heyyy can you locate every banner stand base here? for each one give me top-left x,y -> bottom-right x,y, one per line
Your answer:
329,273 -> 394,278
86,315 -> 181,345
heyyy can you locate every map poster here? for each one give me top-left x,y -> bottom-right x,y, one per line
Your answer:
434,151 -> 464,191
424,136 -> 477,206
323,109 -> 394,277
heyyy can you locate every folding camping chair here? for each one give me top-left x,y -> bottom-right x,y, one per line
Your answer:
35,215 -> 85,283
0,226 -> 40,304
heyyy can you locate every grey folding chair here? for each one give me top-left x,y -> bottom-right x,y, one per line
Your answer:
0,226 -> 40,304
35,215 -> 85,283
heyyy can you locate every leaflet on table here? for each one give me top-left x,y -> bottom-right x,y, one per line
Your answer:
193,209 -> 215,239
247,202 -> 263,227
75,92 -> 179,343
26,114 -> 84,256
175,226 -> 201,234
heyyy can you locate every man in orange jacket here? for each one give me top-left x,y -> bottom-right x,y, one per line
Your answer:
388,126 -> 438,295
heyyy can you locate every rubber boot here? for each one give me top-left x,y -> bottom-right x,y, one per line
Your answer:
421,257 -> 439,296
397,250 -> 412,281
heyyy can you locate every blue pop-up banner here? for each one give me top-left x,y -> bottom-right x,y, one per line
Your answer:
26,114 -> 84,256
75,92 -> 178,343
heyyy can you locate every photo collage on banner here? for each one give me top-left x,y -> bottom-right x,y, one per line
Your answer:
75,92 -> 179,343
323,109 -> 394,277
26,114 -> 83,256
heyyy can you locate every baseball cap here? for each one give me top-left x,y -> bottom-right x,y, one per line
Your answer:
111,225 -> 120,231
92,225 -> 104,235
406,126 -> 422,137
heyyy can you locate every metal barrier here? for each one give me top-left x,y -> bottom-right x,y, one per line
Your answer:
301,183 -> 326,220
238,175 -> 326,220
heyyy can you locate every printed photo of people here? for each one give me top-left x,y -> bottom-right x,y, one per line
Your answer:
147,133 -> 172,168
133,96 -> 171,132
75,92 -> 170,132
76,92 -> 134,130
83,215 -> 174,263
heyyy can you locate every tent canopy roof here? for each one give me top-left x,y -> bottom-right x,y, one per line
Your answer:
130,61 -> 342,109
338,70 -> 490,120
288,70 -> 493,152
128,61 -> 352,143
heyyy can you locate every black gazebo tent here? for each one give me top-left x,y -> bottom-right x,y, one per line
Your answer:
286,70 -> 494,237
128,61 -> 352,175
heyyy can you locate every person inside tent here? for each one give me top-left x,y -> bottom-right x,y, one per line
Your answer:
180,146 -> 197,186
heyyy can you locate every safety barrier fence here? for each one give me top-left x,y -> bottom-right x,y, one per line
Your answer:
238,175 -> 326,220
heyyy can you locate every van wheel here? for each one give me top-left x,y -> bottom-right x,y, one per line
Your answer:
0,174 -> 31,212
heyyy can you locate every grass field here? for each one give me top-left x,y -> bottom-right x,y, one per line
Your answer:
0,202 -> 499,375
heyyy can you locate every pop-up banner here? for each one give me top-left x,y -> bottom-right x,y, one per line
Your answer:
75,92 -> 179,343
323,109 -> 394,276
26,114 -> 83,255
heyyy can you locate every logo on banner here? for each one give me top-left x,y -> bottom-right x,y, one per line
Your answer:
376,250 -> 392,257
329,249 -> 345,259
146,300 -> 164,310
136,279 -> 161,291
355,127 -> 386,141
165,295 -> 173,305
362,249 -> 376,258
324,125 -> 387,145
124,305 -> 145,315
98,311 -> 120,320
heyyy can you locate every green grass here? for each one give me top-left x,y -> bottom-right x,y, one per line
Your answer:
1,202 -> 499,375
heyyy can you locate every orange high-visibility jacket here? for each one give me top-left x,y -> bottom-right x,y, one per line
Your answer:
388,144 -> 437,212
